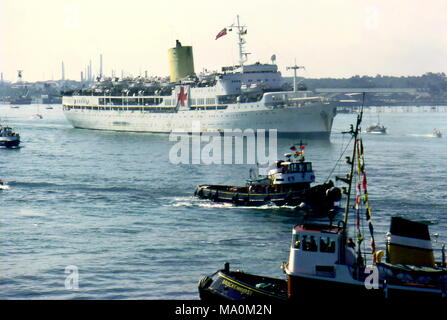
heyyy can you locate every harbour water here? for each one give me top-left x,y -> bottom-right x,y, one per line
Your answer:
1,105 -> 446,299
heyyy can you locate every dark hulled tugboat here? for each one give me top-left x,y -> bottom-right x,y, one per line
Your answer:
194,145 -> 342,213
0,124 -> 20,148
198,262 -> 287,302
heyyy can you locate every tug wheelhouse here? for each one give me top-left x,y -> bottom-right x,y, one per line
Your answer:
287,224 -> 342,276
267,155 -> 315,191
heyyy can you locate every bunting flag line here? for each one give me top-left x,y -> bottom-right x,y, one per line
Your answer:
355,139 -> 362,244
358,138 -> 376,261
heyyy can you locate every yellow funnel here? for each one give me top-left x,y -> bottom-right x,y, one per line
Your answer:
168,40 -> 195,82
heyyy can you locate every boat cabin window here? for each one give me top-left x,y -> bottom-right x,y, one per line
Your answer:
305,163 -> 312,172
319,237 -> 336,253
292,234 -> 301,249
288,163 -> 312,173
301,235 -> 318,252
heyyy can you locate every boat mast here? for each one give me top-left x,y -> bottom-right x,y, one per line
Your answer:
235,15 -> 249,66
343,93 -> 365,228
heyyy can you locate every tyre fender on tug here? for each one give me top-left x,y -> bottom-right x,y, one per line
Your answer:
285,191 -> 294,204
197,188 -> 204,197
326,187 -> 342,202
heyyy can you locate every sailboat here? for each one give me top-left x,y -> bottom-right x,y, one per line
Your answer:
366,108 -> 387,134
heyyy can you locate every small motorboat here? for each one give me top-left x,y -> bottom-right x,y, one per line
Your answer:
0,125 -> 20,148
0,179 -> 10,190
366,123 -> 387,134
433,128 -> 442,138
198,262 -> 287,302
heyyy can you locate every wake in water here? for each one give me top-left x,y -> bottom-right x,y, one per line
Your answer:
408,133 -> 442,138
165,196 -> 300,211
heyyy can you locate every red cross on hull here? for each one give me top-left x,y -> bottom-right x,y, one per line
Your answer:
177,87 -> 188,107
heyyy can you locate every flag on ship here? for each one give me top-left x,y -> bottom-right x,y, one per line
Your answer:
215,28 -> 227,40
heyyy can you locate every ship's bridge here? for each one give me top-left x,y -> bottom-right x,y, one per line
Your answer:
217,63 -> 283,95
268,159 -> 315,185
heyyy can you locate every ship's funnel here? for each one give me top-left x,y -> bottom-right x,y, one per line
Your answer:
168,40 -> 195,82
387,217 -> 435,267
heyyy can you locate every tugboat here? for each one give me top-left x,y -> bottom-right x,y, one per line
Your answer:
194,145 -> 342,213
198,262 -> 287,302
0,124 -> 20,148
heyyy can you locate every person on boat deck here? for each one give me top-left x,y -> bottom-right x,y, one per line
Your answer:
345,238 -> 357,266
309,236 -> 317,251
347,238 -> 355,248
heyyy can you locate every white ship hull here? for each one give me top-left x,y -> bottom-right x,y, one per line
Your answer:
62,100 -> 336,136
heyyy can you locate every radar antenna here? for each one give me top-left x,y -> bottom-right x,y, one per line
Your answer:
286,61 -> 305,92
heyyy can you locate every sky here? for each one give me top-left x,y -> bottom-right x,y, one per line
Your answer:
1,0 -> 446,82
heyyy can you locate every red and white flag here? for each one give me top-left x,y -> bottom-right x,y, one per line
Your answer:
215,28 -> 227,40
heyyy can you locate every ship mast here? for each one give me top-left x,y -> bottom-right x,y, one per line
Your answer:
286,61 -> 305,92
234,15 -> 249,66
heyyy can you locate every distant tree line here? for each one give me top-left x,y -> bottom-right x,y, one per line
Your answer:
299,72 -> 447,95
